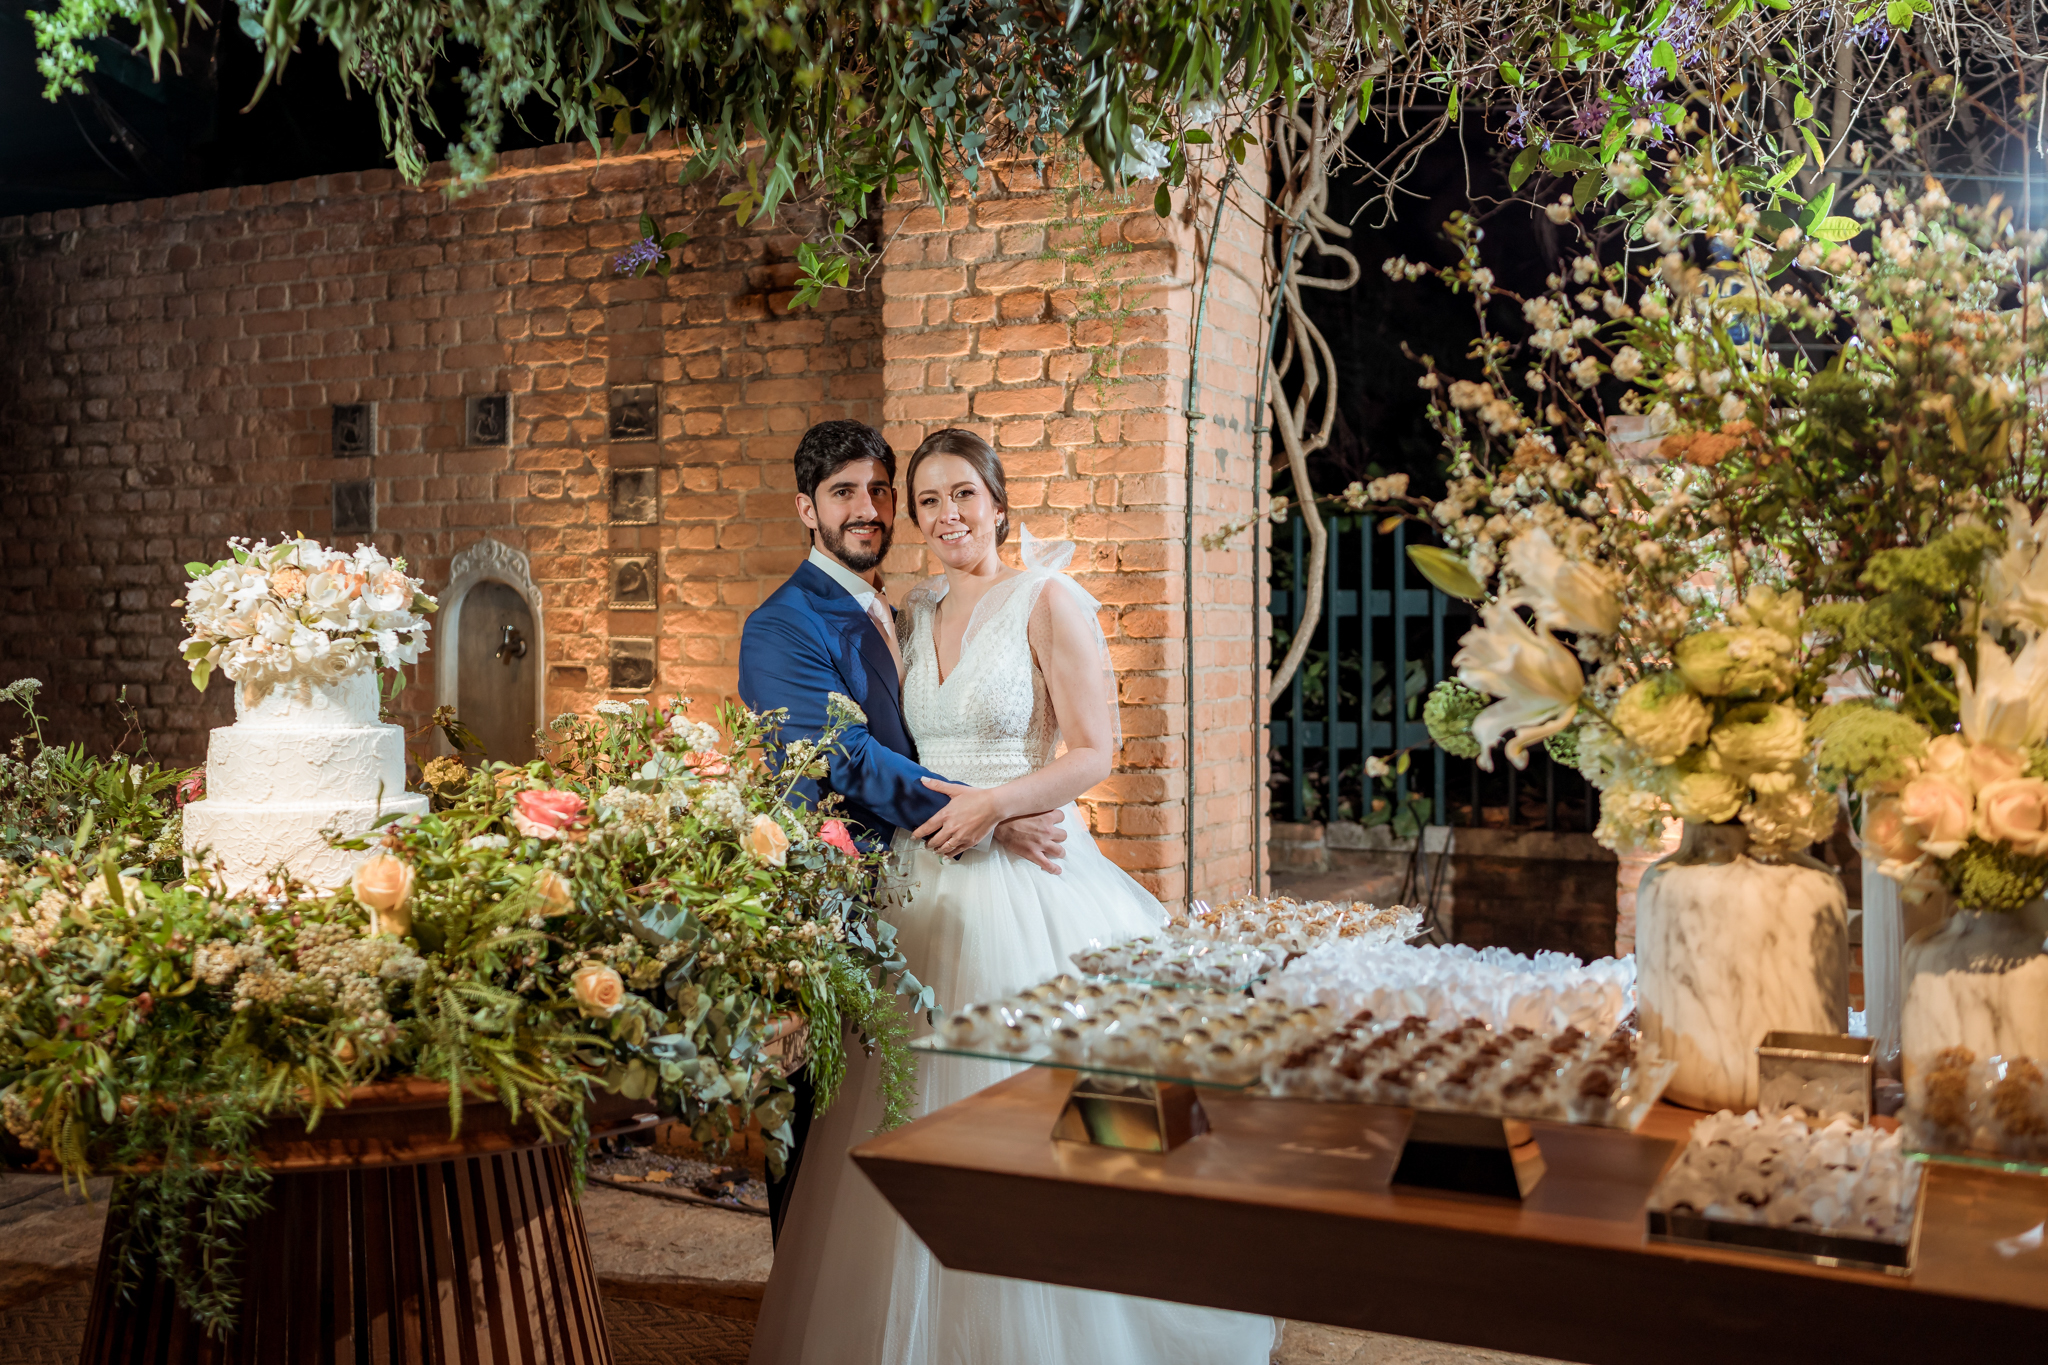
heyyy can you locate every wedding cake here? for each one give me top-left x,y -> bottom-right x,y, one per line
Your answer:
176,538 -> 436,894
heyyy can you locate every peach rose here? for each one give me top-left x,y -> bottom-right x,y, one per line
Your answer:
1966,743 -> 2026,792
270,566 -> 308,599
533,868 -> 574,917
1975,777 -> 2048,856
1916,733 -> 1971,784
512,789 -> 587,840
818,819 -> 859,858
353,853 -> 416,937
1898,776 -> 1973,856
571,962 -> 626,1019
747,814 -> 791,867
1861,798 -> 1923,866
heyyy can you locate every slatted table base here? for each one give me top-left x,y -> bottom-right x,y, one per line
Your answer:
78,1144 -> 611,1365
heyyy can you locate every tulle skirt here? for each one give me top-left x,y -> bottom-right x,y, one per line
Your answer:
748,806 -> 1277,1365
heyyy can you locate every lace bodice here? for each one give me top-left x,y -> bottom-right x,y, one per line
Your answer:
899,571 -> 1062,788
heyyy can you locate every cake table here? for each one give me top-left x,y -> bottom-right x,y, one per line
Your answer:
77,1082 -> 653,1364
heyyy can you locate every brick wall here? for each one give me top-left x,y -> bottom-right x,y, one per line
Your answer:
0,140 -> 1271,909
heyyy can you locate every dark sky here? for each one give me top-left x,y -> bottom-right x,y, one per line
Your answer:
0,5 -> 549,218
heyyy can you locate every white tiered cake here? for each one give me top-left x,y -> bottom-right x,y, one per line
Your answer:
182,670 -> 430,893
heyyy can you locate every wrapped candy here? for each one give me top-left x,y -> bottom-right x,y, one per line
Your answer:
1648,1109 -> 1922,1242
1257,940 -> 1636,1038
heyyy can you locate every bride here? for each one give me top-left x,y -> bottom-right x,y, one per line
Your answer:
749,429 -> 1275,1365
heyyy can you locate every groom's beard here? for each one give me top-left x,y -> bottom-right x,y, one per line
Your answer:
818,517 -> 892,574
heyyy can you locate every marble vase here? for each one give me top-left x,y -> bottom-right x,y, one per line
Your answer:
1636,822 -> 1850,1111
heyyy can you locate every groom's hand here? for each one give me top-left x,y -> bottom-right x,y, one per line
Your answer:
992,809 -> 1067,875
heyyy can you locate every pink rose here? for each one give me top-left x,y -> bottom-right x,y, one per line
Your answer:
1975,777 -> 2048,856
571,962 -> 626,1018
818,819 -> 859,858
682,749 -> 732,778
176,770 -> 205,808
1898,776 -> 1973,856
511,788 -> 587,840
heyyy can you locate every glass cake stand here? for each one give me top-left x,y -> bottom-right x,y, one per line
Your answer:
910,1037 -> 1679,1199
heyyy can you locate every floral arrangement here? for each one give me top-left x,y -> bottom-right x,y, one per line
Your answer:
1375,135 -> 2048,893
0,695 -> 913,1331
178,538 -> 437,693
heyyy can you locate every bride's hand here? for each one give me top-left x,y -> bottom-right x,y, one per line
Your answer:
914,779 -> 1009,858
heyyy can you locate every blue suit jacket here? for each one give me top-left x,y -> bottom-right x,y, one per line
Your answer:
738,559 -> 949,848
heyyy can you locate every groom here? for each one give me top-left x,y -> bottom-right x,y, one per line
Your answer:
737,419 -> 1066,1239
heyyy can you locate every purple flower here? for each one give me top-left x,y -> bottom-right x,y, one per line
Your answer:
1624,0 -> 1709,94
1569,97 -> 1613,140
1849,14 -> 1893,48
613,237 -> 665,275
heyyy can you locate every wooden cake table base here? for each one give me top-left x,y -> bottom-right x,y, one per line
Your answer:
78,1143 -> 611,1365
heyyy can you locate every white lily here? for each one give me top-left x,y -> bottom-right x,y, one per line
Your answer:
1929,634 -> 2048,749
1454,601 -> 1584,771
1505,527 -> 1623,637
1983,498 -> 2048,638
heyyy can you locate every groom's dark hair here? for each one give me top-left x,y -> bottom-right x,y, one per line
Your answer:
793,421 -> 896,501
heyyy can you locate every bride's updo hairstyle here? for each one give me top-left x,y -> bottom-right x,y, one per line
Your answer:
906,428 -> 1010,545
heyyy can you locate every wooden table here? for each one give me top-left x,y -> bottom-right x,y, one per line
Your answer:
853,1067 -> 2048,1364
77,1082 -> 653,1365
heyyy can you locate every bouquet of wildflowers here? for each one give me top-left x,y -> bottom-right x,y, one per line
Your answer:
178,537 -> 436,692
1381,135 -> 2048,881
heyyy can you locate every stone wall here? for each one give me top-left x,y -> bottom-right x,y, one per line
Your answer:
0,139 -> 1270,909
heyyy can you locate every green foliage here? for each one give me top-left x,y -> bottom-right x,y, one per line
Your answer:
1804,524 -> 2006,733
1807,701 -> 1930,790
1422,678 -> 1487,760
0,679 -> 190,879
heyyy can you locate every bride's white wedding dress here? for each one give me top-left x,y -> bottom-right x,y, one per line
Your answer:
749,556 -> 1276,1365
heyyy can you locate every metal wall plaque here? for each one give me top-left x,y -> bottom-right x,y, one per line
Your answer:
332,403 -> 375,457
608,638 -> 657,693
608,468 -> 658,525
609,556 -> 656,611
332,480 -> 375,534
608,384 -> 658,442
467,393 -> 512,447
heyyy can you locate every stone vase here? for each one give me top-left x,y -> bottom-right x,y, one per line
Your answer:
1636,821 -> 1850,1111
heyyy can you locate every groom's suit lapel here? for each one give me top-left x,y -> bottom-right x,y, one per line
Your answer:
794,561 -> 903,715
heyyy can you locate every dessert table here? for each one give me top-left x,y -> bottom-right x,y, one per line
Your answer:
77,1082 -> 655,1365
852,1067 -> 2048,1365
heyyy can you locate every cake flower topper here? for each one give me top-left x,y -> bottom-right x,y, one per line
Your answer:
177,537 -> 436,693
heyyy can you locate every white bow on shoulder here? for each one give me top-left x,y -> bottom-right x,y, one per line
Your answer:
1018,525 -> 1075,572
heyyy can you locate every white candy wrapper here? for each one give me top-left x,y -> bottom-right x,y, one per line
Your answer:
1256,941 -> 1636,1038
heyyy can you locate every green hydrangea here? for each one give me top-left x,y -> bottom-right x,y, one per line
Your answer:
1808,702 -> 1931,788
1424,679 -> 1487,759
1544,721 -> 1582,770
1612,671 -> 1711,764
1943,837 -> 2048,913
